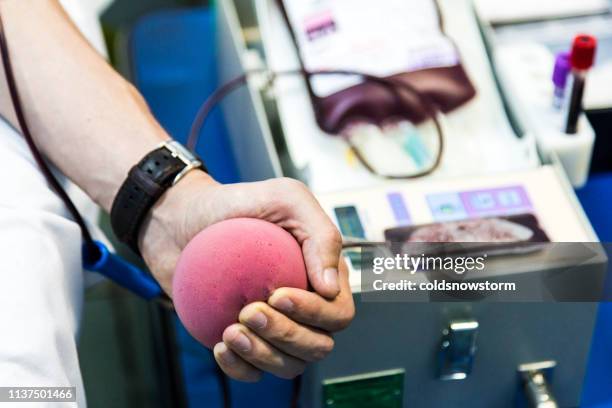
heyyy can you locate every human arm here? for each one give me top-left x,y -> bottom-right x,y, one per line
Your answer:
0,0 -> 354,380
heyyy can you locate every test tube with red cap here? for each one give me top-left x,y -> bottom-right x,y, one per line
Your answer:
565,34 -> 597,134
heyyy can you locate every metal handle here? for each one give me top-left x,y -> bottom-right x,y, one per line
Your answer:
519,361 -> 558,408
437,320 -> 479,380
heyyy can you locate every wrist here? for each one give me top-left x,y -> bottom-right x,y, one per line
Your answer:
138,170 -> 219,284
110,139 -> 208,253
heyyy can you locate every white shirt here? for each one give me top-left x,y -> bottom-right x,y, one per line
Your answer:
0,2 -> 112,407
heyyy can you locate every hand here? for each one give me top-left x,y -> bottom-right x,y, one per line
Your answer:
214,259 -> 353,381
138,171 -> 355,380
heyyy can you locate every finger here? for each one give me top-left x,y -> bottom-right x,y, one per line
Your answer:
289,185 -> 343,299
213,342 -> 262,383
223,324 -> 306,379
268,260 -> 354,332
239,302 -> 335,362
301,232 -> 342,299
300,213 -> 342,298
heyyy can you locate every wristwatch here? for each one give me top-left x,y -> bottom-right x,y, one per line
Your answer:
110,140 -> 205,253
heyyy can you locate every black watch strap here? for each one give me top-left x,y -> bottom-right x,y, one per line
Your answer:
110,141 -> 204,254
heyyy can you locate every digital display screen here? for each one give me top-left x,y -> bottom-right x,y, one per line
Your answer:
334,206 -> 366,239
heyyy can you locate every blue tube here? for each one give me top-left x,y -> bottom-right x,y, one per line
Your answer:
82,241 -> 163,300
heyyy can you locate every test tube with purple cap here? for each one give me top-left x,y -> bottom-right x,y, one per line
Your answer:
552,51 -> 571,110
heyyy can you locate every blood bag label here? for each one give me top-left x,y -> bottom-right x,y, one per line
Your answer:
282,0 -> 460,97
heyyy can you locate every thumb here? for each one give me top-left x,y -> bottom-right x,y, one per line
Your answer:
301,228 -> 343,299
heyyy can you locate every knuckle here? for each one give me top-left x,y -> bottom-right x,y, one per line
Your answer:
266,194 -> 292,213
323,227 -> 343,249
322,336 -> 335,353
307,303 -> 324,323
311,337 -> 335,361
277,323 -> 298,342
247,346 -> 276,367
251,353 -> 271,367
347,300 -> 356,319
334,306 -> 355,331
276,177 -> 308,193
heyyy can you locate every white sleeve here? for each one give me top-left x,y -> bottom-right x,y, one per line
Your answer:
59,0 -> 110,58
0,122 -> 87,407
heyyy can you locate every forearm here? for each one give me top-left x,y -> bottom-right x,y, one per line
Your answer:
0,0 -> 213,211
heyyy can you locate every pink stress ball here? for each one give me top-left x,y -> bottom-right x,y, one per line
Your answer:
172,218 -> 308,349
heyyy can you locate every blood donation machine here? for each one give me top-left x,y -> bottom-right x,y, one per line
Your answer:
215,0 -> 609,406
